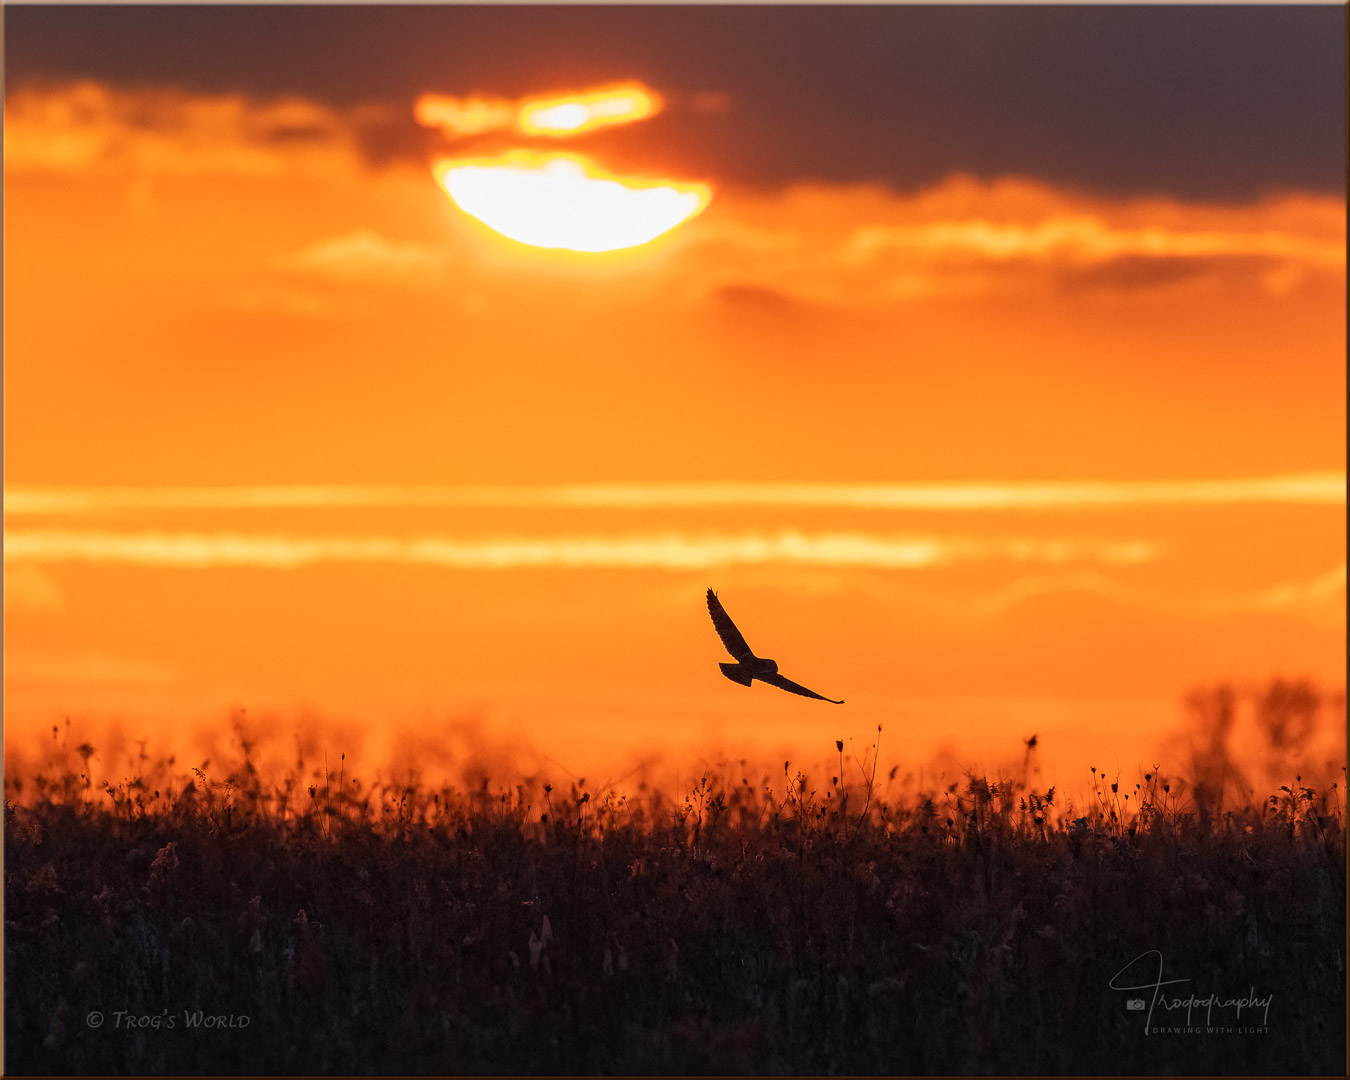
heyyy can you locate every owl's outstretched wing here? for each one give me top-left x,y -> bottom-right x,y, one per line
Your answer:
706,588 -> 754,661
761,672 -> 844,704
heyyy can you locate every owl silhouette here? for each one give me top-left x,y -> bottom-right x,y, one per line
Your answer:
706,588 -> 844,704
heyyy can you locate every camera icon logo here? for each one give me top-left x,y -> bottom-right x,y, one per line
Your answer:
1126,998 -> 1146,1011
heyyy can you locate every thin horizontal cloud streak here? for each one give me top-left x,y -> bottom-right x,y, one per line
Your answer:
278,230 -> 449,287
970,564 -> 1347,626
5,649 -> 178,687
843,218 -> 1344,269
5,474 -> 1343,516
1240,563 -> 1347,614
2,531 -> 1158,571
3,565 -> 65,614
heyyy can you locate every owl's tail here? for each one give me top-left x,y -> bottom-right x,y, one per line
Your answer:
719,662 -> 755,687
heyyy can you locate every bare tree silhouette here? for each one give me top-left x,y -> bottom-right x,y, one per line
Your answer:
1184,683 -> 1250,823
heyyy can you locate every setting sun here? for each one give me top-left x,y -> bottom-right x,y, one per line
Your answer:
433,151 -> 711,252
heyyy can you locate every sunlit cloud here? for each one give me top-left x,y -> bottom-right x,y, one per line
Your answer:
681,175 -> 1346,305
2,530 -> 1157,571
413,93 -> 516,137
2,80 -> 370,177
414,81 -> 662,141
6,474 -> 1342,516
517,83 -> 661,137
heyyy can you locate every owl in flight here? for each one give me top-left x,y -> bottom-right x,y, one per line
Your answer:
706,588 -> 844,704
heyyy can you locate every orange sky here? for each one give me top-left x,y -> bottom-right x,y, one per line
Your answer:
4,76 -> 1345,801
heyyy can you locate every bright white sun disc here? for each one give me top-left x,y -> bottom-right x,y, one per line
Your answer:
435,154 -> 711,253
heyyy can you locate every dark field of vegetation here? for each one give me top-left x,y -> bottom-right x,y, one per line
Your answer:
6,681 -> 1347,1075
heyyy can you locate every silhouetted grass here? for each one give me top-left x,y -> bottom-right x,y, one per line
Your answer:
5,692 -> 1346,1074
